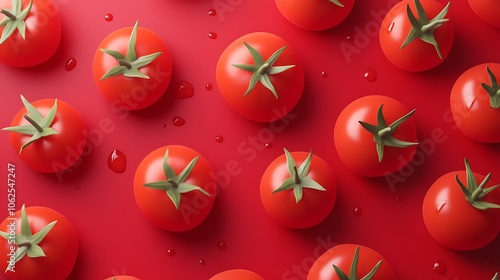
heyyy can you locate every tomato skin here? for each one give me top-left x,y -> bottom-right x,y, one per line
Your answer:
307,244 -> 397,280
216,32 -> 304,122
104,276 -> 140,280
275,0 -> 355,31
260,151 -> 337,229
334,95 -> 417,177
468,0 -> 500,28
0,0 -> 61,67
133,145 -> 217,232
6,98 -> 88,173
0,206 -> 79,280
209,269 -> 264,280
422,171 -> 500,251
93,25 -> 172,110
379,0 -> 454,72
450,63 -> 500,143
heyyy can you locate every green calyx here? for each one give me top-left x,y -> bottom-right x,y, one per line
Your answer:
358,104 -> 418,162
481,66 -> 500,109
0,204 -> 57,273
401,0 -> 450,59
232,42 -> 295,99
0,0 -> 32,45
100,21 -> 162,81
329,0 -> 344,7
272,149 -> 326,203
333,246 -> 382,280
2,95 -> 59,154
143,149 -> 210,210
456,158 -> 500,211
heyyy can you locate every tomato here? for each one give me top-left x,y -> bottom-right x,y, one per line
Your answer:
468,0 -> 500,28
334,95 -> 418,177
209,269 -> 264,280
307,244 -> 397,280
422,159 -> 500,251
0,0 -> 61,67
93,21 -> 172,111
260,149 -> 337,228
216,32 -> 304,122
450,63 -> 500,143
104,276 -> 140,280
2,95 -> 87,173
379,0 -> 454,72
275,0 -> 355,31
0,205 -> 78,280
133,145 -> 217,232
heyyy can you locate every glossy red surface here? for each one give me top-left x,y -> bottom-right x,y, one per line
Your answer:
1,0 -> 499,279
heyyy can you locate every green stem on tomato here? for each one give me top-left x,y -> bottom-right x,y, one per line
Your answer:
456,158 -> 500,210
0,0 -> 33,44
23,114 -> 43,133
481,66 -> 500,109
333,246 -> 382,280
1,9 -> 16,21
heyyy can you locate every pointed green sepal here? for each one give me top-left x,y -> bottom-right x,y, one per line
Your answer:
329,0 -> 344,7
358,104 -> 418,162
492,273 -> 498,280
456,158 -> 500,210
481,66 -> 500,109
332,246 -> 383,280
232,42 -> 295,99
272,149 -> 326,203
99,21 -> 162,81
143,149 -> 211,210
0,0 -> 33,45
1,95 -> 59,154
401,0 -> 450,59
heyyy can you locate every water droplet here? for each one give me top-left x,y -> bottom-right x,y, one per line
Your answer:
217,241 -> 227,250
161,123 -> 167,128
174,81 -> 194,99
321,71 -> 328,77
436,201 -> 447,212
353,207 -> 363,217
208,32 -> 217,39
265,143 -> 273,148
346,34 -> 353,41
104,13 -> 113,22
208,9 -> 217,16
215,135 -> 224,143
65,58 -> 77,71
433,261 -> 446,275
173,116 -> 186,127
167,249 -> 176,256
199,259 -> 206,265
364,67 -> 377,82
395,195 -> 403,202
205,83 -> 213,91
75,185 -> 80,190
107,149 -> 126,173
388,22 -> 395,33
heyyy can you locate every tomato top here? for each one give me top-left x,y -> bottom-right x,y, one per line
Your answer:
209,269 -> 264,280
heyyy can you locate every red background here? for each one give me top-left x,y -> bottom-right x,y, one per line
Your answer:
1,0 -> 500,279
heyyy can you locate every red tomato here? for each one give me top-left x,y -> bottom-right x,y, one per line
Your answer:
468,0 -> 500,28
260,149 -> 337,228
379,0 -> 454,72
450,63 -> 500,143
307,244 -> 397,280
93,21 -> 172,110
216,32 -> 304,122
422,159 -> 500,251
334,95 -> 418,177
275,0 -> 355,31
0,205 -> 78,280
134,145 -> 217,232
2,95 -> 87,173
0,0 -> 61,67
104,276 -> 140,280
209,269 -> 264,280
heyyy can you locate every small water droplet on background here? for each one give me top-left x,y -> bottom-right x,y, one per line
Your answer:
321,71 -> 328,77
161,123 -> 167,128
265,143 -> 273,149
65,58 -> 77,71
364,67 -> 377,82
346,34 -> 353,41
199,259 -> 206,265
107,149 -> 126,173
208,32 -> 217,39
208,9 -> 217,16
395,195 -> 403,202
167,249 -> 176,256
104,13 -> 113,22
174,81 -> 194,99
433,261 -> 446,274
173,116 -> 186,127
75,185 -> 80,190
353,207 -> 363,217
217,241 -> 227,250
205,83 -> 213,91
215,135 -> 224,143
